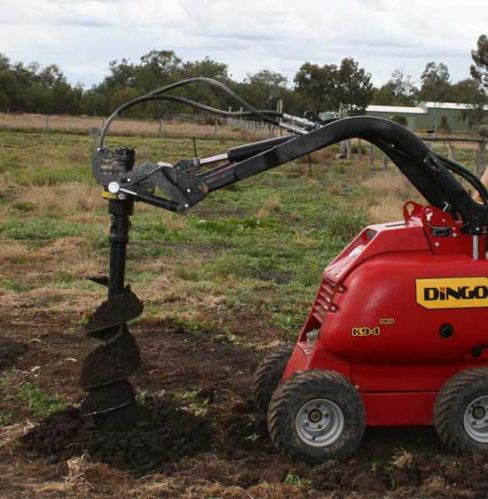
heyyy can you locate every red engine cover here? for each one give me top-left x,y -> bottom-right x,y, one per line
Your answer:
284,202 -> 488,426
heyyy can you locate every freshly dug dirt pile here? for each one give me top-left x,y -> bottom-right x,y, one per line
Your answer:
21,396 -> 212,475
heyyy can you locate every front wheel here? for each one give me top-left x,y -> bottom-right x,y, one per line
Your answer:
434,367 -> 488,453
267,370 -> 365,463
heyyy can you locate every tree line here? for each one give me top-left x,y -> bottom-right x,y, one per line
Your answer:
0,34 -> 486,127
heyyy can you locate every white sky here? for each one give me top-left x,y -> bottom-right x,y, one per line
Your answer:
0,0 -> 487,88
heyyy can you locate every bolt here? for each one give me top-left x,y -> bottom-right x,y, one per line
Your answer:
108,181 -> 120,194
186,188 -> 191,193
127,178 -> 131,183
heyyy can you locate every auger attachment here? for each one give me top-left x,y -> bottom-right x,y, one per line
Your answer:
80,149 -> 143,430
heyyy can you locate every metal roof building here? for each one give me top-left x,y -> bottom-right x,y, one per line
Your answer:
365,102 -> 488,132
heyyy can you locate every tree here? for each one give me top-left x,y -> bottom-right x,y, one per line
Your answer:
374,69 -> 418,105
336,58 -> 373,114
471,34 -> 488,90
450,79 -> 488,129
239,69 -> 288,110
294,62 -> 339,113
418,62 -> 453,102
179,57 -> 231,111
294,58 -> 372,114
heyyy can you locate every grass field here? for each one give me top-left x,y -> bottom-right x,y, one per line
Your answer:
0,129 -> 485,498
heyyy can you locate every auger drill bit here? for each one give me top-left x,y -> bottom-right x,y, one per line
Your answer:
80,149 -> 143,430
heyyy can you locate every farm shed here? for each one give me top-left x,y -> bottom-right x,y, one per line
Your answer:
364,102 -> 488,132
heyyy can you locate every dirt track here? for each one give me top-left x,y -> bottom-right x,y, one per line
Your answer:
1,305 -> 488,498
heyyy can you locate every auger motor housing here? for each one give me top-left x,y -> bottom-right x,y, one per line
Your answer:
81,77 -> 488,462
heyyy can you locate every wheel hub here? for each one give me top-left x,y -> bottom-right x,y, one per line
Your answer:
464,395 -> 488,443
295,398 -> 344,447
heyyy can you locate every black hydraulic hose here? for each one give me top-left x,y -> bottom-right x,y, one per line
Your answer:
437,154 -> 488,205
143,77 -> 282,127
98,77 -> 286,147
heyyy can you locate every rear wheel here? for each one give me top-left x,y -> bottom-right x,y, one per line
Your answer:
267,370 -> 365,463
253,344 -> 293,414
434,368 -> 488,453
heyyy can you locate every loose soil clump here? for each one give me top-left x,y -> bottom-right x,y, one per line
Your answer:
21,396 -> 212,475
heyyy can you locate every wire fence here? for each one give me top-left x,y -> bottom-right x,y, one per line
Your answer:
1,111 -> 486,175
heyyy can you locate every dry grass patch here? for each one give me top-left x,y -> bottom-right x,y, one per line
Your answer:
363,171 -> 419,223
21,183 -> 104,212
59,254 -> 104,278
363,171 -> 413,199
368,194 -> 405,223
0,173 -> 10,191
257,194 -> 282,218
0,241 -> 31,263
162,212 -> 189,231
36,237 -> 88,258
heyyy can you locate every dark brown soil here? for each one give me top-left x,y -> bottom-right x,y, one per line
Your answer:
21,397 -> 212,474
0,338 -> 28,371
2,311 -> 488,497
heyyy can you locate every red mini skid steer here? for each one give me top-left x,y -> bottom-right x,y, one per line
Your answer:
84,77 -> 488,463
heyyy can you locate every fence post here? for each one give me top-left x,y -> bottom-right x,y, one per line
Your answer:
358,139 -> 362,159
477,141 -> 486,177
448,142 -> 456,162
214,121 -> 218,138
383,154 -> 389,170
369,143 -> 375,166
45,115 -> 50,131
346,139 -> 352,160
159,119 -> 163,138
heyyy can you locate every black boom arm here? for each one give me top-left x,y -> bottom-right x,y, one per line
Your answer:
94,116 -> 488,233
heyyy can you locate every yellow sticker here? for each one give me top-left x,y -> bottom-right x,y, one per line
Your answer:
416,277 -> 488,309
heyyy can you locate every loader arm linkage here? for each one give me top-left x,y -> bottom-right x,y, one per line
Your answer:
81,78 -> 488,428
95,116 -> 488,233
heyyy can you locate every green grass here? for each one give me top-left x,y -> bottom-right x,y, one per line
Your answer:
284,474 -> 313,487
17,382 -> 67,418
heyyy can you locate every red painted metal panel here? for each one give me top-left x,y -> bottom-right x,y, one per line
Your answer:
282,202 -> 488,426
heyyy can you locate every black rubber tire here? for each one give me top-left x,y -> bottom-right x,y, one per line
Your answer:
267,369 -> 365,463
434,367 -> 488,453
253,344 -> 293,414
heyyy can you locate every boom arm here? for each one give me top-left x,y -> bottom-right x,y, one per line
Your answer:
94,116 -> 488,233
